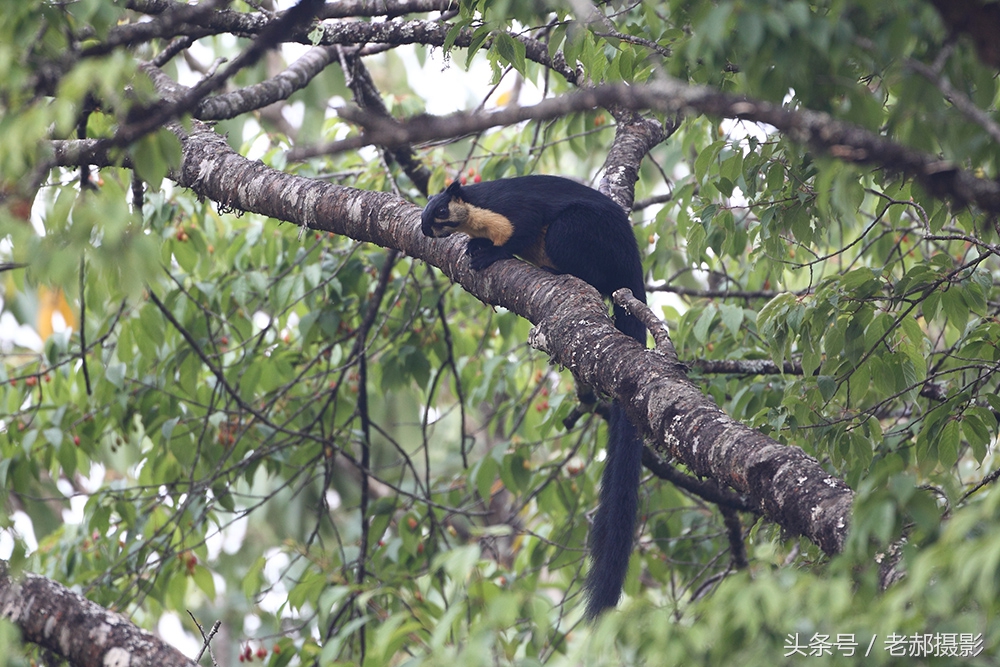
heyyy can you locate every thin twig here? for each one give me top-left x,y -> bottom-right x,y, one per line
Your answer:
186,611 -> 222,665
79,259 -> 92,396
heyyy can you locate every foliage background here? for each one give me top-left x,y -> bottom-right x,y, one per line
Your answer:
1,0 -> 1000,665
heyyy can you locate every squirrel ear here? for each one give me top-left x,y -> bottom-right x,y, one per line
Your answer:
445,180 -> 463,195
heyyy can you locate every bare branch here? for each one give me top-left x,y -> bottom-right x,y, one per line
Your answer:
116,0 -> 326,146
690,358 -> 803,376
196,44 -> 341,120
641,448 -> 755,513
291,77 -> 1000,214
317,0 -> 457,18
340,52 -> 433,193
648,282 -> 787,299
613,288 -> 678,363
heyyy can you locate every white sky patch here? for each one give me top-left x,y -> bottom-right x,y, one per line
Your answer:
720,117 -> 775,150
213,572 -> 227,598
252,311 -> 272,332
283,100 -> 306,130
0,311 -> 43,352
422,405 -> 442,425
0,531 -> 13,560
717,115 -> 784,210
358,145 -> 381,163
82,462 -> 107,491
325,489 -> 341,511
244,119 -> 270,161
397,44 -> 543,115
282,40 -> 311,61
259,548 -> 291,615
244,613 -> 262,635
263,548 -> 289,583
0,511 -> 39,558
206,511 -> 249,560
282,311 -> 300,342
55,476 -> 87,526
158,613 -> 202,658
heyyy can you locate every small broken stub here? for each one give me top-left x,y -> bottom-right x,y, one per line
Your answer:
528,325 -> 549,353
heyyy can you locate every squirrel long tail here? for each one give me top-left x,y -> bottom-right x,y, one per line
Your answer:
584,400 -> 643,618
583,306 -> 645,619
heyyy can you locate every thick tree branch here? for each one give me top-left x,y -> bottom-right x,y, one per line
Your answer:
48,139 -> 127,170
128,0 -> 455,21
118,7 -> 581,86
600,108 -> 674,209
82,2 -> 219,59
0,565 -> 198,667
164,111 -> 853,557
317,0 -> 457,19
32,4 -> 519,101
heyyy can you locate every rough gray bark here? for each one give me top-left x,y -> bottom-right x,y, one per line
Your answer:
0,565 -> 198,667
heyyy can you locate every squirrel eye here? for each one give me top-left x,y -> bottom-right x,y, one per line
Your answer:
435,203 -> 450,219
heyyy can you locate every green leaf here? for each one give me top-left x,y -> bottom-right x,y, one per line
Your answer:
500,450 -> 532,493
963,410 -> 993,463
474,453 -> 500,502
492,31 -> 526,74
192,564 -> 216,598
130,129 -> 181,189
105,362 -> 126,388
444,17 -> 474,52
694,140 -> 725,184
692,305 -> 716,343
686,222 -> 707,265
718,303 -> 743,337
938,419 -> 961,468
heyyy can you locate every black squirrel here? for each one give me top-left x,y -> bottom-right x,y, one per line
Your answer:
421,175 -> 646,618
